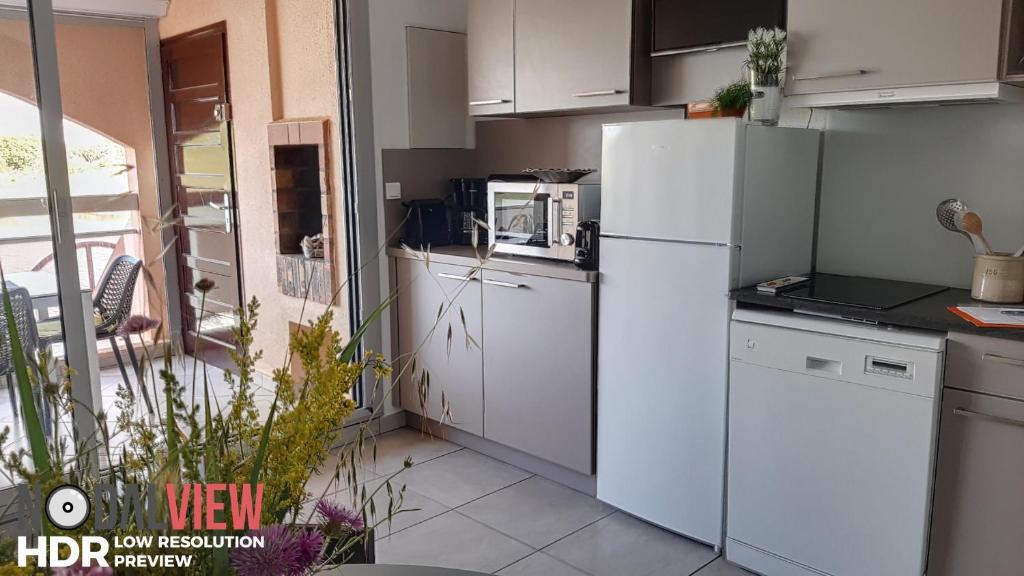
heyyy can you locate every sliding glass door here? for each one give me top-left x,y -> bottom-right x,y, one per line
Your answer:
0,0 -> 98,477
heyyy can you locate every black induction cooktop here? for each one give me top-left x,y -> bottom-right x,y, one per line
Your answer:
785,274 -> 949,310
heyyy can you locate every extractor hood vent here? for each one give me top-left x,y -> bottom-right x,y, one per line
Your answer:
786,82 -> 1024,109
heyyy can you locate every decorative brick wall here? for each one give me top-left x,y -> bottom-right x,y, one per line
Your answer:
268,118 -> 335,304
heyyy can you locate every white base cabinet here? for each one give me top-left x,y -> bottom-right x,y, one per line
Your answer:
396,260 -> 484,436
481,270 -> 595,475
929,333 -> 1024,576
396,258 -> 596,474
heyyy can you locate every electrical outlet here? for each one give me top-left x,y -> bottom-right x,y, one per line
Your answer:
385,182 -> 402,200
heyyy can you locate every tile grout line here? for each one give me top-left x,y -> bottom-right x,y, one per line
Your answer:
687,554 -> 723,576
358,445 -> 465,478
490,548 -> 600,576
379,474 -> 537,542
451,473 -> 535,512
358,446 -> 532,540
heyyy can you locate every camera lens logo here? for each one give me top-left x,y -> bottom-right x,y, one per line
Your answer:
45,485 -> 90,530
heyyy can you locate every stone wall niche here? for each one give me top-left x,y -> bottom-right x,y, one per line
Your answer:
268,119 -> 335,305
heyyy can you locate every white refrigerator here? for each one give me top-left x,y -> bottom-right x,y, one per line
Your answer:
596,118 -> 820,547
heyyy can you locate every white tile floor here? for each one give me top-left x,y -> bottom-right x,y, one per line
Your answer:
312,427 -> 755,576
0,371 -> 754,575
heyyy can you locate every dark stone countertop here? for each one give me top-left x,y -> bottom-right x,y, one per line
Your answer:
387,245 -> 598,283
731,284 -> 1024,343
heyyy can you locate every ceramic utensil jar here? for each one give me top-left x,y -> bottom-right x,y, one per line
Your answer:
972,253 -> 1024,303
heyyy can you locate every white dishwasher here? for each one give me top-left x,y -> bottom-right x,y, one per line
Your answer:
726,309 -> 945,576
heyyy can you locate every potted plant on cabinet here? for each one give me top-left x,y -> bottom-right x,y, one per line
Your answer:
746,26 -> 787,125
712,80 -> 752,118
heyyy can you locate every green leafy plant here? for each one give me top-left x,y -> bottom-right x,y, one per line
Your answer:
712,80 -> 752,114
746,27 -> 787,86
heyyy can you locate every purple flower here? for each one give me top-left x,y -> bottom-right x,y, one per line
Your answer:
232,525 -> 301,576
315,499 -> 364,537
295,527 -> 324,569
118,315 -> 161,335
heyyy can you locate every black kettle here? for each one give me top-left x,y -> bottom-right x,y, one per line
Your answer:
574,220 -> 599,271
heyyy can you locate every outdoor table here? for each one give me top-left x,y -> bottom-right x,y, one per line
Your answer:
6,270 -> 88,322
4,272 -> 101,407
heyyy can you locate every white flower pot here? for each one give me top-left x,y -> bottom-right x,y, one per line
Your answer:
749,84 -> 782,126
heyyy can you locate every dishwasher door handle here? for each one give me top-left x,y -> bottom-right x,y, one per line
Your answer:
806,356 -> 843,375
953,407 -> 1024,429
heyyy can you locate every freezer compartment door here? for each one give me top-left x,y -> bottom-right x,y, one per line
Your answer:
596,237 -> 733,546
600,119 -> 742,244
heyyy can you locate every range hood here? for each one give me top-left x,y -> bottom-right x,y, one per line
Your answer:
786,82 -> 1024,109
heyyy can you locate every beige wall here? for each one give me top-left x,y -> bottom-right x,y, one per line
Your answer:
0,19 -> 165,323
160,0 -> 348,374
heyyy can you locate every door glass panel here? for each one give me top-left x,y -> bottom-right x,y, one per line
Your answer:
0,6 -> 71,481
53,17 -> 156,427
493,192 -> 550,246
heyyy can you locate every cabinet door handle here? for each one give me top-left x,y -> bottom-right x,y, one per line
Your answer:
791,69 -> 873,81
437,272 -> 477,282
572,89 -> 624,98
483,279 -> 525,289
982,353 -> 1024,369
469,99 -> 511,106
953,407 -> 1024,429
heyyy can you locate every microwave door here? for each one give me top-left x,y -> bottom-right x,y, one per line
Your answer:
493,192 -> 552,248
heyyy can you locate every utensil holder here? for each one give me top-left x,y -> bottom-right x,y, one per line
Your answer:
971,253 -> 1024,303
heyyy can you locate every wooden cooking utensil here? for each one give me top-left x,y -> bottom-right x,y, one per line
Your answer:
960,212 -> 994,255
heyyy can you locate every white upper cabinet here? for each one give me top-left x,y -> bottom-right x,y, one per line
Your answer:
786,0 -> 1005,97
467,0 -> 651,116
467,0 -> 515,116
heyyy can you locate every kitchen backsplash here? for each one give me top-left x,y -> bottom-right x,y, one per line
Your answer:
810,104 -> 1024,289
474,110 -> 678,180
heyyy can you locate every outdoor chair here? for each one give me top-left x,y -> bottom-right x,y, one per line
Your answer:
37,255 -> 153,414
0,281 -> 51,431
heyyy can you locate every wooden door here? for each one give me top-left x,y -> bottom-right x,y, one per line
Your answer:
161,23 -> 242,367
481,270 -> 595,474
396,259 -> 484,436
467,0 -> 515,116
786,0 -> 1003,95
515,0 -> 633,113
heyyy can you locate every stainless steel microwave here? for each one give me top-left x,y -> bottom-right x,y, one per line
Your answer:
487,181 -> 601,261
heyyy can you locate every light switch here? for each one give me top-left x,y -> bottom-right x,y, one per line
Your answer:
385,182 -> 402,200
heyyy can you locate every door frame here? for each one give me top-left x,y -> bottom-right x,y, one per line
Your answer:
160,21 -> 245,364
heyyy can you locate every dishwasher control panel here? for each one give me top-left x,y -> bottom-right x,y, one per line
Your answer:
865,356 -> 915,380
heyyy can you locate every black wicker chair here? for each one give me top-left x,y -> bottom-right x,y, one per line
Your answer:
0,282 -> 44,425
38,255 -> 151,413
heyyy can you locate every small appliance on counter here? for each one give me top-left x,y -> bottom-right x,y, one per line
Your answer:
448,178 -> 487,246
574,220 -> 600,271
487,174 -> 600,262
401,198 -> 450,249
